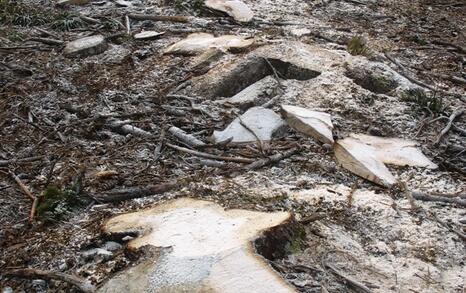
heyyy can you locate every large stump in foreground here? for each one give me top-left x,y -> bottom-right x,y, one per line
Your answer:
99,198 -> 296,293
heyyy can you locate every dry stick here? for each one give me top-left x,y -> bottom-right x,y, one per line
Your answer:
90,181 -> 180,203
5,268 -> 95,293
168,126 -> 206,148
411,191 -> 466,207
244,148 -> 299,170
0,156 -> 43,167
125,15 -> 131,35
237,116 -> 265,156
154,128 -> 166,162
9,171 -> 35,201
29,37 -> 64,46
127,14 -> 189,23
166,143 -> 255,163
324,262 -> 373,293
434,109 -> 465,144
430,212 -> 466,242
384,52 -> 466,102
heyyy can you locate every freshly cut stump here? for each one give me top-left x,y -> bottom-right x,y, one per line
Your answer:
205,0 -> 254,22
99,198 -> 295,293
63,35 -> 107,57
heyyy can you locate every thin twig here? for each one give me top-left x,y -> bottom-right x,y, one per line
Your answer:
5,268 -> 95,293
434,109 -> 464,144
166,143 -> 255,163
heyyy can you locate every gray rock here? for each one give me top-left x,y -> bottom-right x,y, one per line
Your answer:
2,287 -> 13,293
212,107 -> 286,143
64,35 -> 108,58
221,76 -> 279,110
102,241 -> 123,252
81,248 -> 113,261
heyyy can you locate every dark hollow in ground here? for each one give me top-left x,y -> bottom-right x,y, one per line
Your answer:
211,57 -> 321,98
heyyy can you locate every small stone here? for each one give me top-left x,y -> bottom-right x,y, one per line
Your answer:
102,241 -> 123,252
212,107 -> 286,143
122,235 -> 134,241
114,0 -> 132,6
281,105 -> 334,144
133,31 -> 165,40
221,76 -> 279,110
2,287 -> 13,293
81,248 -> 113,261
64,35 -> 108,58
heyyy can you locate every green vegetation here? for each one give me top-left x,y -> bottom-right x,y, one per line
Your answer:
347,36 -> 370,56
174,0 -> 204,13
37,186 -> 85,221
0,0 -> 84,31
402,88 -> 446,114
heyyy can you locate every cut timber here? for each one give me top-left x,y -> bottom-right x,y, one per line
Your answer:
334,137 -> 396,187
212,107 -> 286,143
164,33 -> 254,55
334,134 -> 437,187
63,35 -> 107,57
351,134 -> 438,169
281,105 -> 334,144
205,0 -> 254,22
99,198 -> 295,293
133,31 -> 165,40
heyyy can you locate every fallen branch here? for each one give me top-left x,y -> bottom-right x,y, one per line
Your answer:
5,268 -> 95,293
9,171 -> 35,201
0,156 -> 43,167
324,262 -> 373,293
168,126 -> 206,148
166,143 -> 255,163
89,181 -> 181,203
329,265 -> 373,292
434,109 -> 464,144
412,191 -> 466,207
29,37 -> 64,46
244,148 -> 299,170
127,14 -> 189,23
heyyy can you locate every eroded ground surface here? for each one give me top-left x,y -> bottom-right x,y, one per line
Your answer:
1,0 -> 465,292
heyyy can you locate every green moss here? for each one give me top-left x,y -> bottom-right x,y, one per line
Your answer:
347,36 -> 370,56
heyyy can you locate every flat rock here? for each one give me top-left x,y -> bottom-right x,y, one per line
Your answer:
334,134 -> 437,187
281,105 -> 334,144
205,0 -> 254,22
164,33 -> 254,55
221,76 -> 279,109
63,35 -> 108,57
212,107 -> 286,143
98,198 -> 294,293
134,31 -> 165,40
114,0 -> 132,6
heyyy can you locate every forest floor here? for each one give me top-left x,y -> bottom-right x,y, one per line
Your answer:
0,0 -> 465,292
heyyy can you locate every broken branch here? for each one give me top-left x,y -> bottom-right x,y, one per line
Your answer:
127,14 -> 189,23
5,268 -> 95,293
166,143 -> 255,163
434,109 -> 464,144
244,148 -> 299,170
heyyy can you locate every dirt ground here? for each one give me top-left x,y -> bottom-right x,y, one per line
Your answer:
0,0 -> 465,292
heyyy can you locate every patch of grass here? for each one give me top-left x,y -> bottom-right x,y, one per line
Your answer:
402,88 -> 446,114
37,186 -> 85,221
51,13 -> 84,31
347,36 -> 370,56
0,0 -> 51,26
174,0 -> 204,13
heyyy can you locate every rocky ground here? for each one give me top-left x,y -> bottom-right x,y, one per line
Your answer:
0,0 -> 465,292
